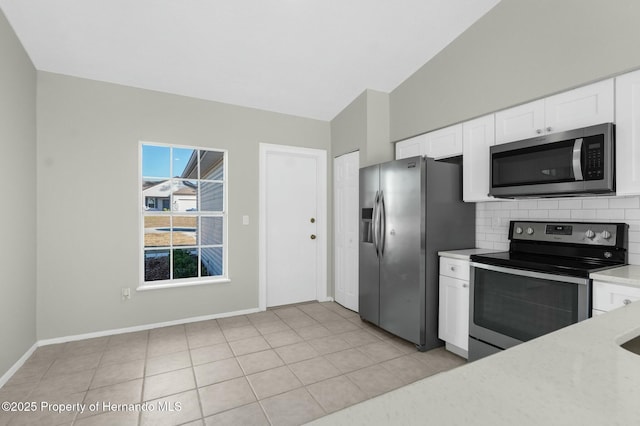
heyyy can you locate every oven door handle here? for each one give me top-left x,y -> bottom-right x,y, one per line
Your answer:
470,262 -> 590,285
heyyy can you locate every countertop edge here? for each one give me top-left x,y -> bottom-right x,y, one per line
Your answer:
438,248 -> 502,260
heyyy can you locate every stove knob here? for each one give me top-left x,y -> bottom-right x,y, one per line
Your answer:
601,230 -> 612,240
585,229 -> 595,239
526,227 -> 534,235
515,227 -> 523,235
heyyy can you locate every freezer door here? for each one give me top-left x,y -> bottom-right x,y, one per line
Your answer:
379,157 -> 425,345
358,164 -> 380,325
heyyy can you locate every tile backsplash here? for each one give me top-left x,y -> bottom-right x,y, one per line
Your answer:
476,196 -> 640,265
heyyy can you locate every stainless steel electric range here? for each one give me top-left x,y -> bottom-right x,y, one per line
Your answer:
468,220 -> 628,361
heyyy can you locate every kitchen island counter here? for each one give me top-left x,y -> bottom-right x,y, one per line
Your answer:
309,298 -> 640,425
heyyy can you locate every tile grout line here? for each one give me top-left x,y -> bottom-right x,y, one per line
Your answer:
185,330 -> 206,425
136,331 -> 150,426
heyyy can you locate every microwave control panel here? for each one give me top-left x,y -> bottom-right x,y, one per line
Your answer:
584,135 -> 605,180
510,221 -> 621,246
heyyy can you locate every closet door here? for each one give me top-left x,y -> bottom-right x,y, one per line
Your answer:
334,151 -> 359,311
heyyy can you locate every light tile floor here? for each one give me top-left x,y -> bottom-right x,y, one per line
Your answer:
0,302 -> 465,426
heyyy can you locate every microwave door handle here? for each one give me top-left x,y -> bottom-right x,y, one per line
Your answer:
573,138 -> 584,181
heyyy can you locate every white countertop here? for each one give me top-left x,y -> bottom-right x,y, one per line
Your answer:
309,301 -> 640,426
590,265 -> 640,288
438,248 -> 502,260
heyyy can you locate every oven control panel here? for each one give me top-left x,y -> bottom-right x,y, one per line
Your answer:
510,221 -> 621,246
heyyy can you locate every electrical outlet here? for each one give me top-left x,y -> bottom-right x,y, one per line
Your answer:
121,288 -> 131,300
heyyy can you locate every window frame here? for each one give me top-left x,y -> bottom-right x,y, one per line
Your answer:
138,141 -> 230,290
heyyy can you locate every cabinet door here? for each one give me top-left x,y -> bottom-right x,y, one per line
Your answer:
438,275 -> 469,351
395,134 -> 427,160
592,280 -> 640,312
425,123 -> 463,159
495,99 -> 545,144
615,70 -> 640,195
463,114 -> 495,202
544,79 -> 614,133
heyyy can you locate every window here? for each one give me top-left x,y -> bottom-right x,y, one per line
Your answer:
140,142 -> 228,288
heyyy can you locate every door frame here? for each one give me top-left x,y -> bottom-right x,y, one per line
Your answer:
258,143 -> 328,311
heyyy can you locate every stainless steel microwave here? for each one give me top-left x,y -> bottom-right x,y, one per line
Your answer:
489,123 -> 615,198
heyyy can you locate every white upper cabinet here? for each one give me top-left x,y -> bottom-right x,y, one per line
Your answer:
495,99 -> 545,144
395,133 -> 427,160
463,114 -> 495,202
425,123 -> 463,159
544,79 -> 614,133
495,79 -> 614,144
396,124 -> 462,160
615,69 -> 640,196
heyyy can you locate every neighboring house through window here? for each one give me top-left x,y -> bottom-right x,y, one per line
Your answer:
140,142 -> 228,287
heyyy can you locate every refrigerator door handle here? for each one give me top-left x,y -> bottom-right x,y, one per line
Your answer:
372,190 -> 380,257
380,190 -> 386,256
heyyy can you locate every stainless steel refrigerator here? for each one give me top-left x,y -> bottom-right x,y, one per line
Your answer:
359,156 -> 475,351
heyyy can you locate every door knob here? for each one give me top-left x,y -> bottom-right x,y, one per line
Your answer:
310,234 -> 316,240
310,218 -> 316,223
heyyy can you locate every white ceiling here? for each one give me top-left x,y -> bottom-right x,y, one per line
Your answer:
1,0 -> 500,121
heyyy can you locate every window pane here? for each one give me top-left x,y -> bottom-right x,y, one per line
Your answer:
171,180 -> 198,212
142,145 -> 170,178
173,148 -> 196,178
143,180 -> 172,211
201,182 -> 224,211
200,150 -> 224,180
201,247 -> 223,277
145,250 -> 170,281
201,217 -> 223,245
173,216 -> 198,246
173,248 -> 199,279
144,216 -> 171,247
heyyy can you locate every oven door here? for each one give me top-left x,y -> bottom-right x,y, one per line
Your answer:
469,262 -> 590,356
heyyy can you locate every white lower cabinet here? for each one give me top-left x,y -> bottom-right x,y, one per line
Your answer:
592,280 -> 640,316
438,257 -> 470,358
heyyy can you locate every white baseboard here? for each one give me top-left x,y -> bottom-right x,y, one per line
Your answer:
38,306 -> 262,346
0,306 -> 262,387
0,342 -> 38,388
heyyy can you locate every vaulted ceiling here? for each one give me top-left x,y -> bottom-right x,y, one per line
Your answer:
0,0 -> 500,120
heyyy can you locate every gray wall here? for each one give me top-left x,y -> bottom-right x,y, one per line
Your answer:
390,0 -> 640,141
0,11 -> 37,377
331,89 -> 392,167
36,72 -> 331,339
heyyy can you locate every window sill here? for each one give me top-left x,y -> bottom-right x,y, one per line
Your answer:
137,277 -> 231,291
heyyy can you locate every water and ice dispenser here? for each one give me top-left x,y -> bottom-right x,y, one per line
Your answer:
361,207 -> 374,243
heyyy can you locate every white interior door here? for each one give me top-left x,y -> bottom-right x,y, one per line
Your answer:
259,144 -> 327,309
334,151 -> 359,312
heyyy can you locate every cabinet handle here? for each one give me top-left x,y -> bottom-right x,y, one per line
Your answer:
462,283 -> 469,288
623,299 -> 632,305
536,129 -> 542,134
546,126 -> 552,132
450,266 -> 456,271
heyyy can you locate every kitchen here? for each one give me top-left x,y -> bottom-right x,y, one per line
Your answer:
3,0 -> 640,425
